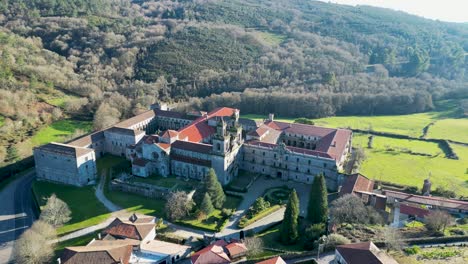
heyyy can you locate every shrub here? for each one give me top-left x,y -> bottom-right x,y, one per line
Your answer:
432,187 -> 457,198
221,208 -> 234,218
404,245 -> 421,255
321,234 -> 350,250
458,217 -> 467,225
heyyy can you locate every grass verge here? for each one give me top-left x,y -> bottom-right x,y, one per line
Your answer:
238,205 -> 282,228
32,181 -> 111,235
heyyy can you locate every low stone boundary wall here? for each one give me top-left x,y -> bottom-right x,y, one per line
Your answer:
109,179 -> 171,199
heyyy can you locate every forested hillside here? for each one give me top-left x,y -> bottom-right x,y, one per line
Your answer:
0,0 -> 467,164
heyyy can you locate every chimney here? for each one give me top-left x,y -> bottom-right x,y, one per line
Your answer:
57,258 -> 61,264
268,113 -> 274,122
98,233 -> 101,240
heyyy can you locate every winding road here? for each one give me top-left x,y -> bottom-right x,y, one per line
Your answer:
0,171 -> 36,264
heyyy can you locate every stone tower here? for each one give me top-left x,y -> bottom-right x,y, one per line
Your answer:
422,178 -> 432,196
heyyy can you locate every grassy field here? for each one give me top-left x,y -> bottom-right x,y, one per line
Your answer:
352,133 -> 442,156
32,181 -> 111,235
0,115 -> 4,127
254,31 -> 286,46
46,95 -> 80,108
357,142 -> 468,196
31,119 -> 92,146
427,118 -> 468,143
256,225 -> 305,253
131,174 -> 201,191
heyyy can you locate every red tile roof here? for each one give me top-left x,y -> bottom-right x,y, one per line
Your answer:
103,218 -> 154,241
256,256 -> 286,264
161,129 -> 179,138
336,242 -> 398,264
61,244 -> 132,264
384,190 -> 468,211
399,204 -> 431,218
178,107 -> 237,142
171,140 -> 212,154
264,121 -> 352,161
225,242 -> 248,258
340,174 -> 374,196
191,240 -> 230,264
245,140 -> 334,159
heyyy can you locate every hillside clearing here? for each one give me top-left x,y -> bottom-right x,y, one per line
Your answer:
31,120 -> 92,146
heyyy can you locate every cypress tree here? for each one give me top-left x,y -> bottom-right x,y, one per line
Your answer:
205,169 -> 226,209
280,189 -> 300,244
200,193 -> 214,216
307,174 -> 328,224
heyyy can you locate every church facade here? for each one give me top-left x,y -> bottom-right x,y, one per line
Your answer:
34,105 -> 352,189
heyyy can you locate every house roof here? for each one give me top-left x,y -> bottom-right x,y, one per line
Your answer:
68,131 -> 105,147
191,240 -> 230,264
256,256 -> 286,264
384,190 -> 468,211
103,218 -> 154,241
133,158 -> 149,167
171,140 -> 212,154
340,174 -> 375,196
264,121 -> 352,160
36,142 -> 94,158
336,242 -> 398,264
154,109 -> 197,120
161,129 -> 179,138
399,204 -> 431,218
115,109 -> 156,129
61,244 -> 132,264
178,107 -> 237,142
128,213 -> 155,224
244,140 -> 334,159
238,118 -> 262,128
105,127 -> 144,137
225,242 -> 248,257
140,240 -> 191,255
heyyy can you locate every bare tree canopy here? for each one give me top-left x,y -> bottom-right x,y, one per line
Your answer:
330,194 -> 382,225
426,210 -> 454,233
40,193 -> 71,227
14,221 -> 56,264
165,191 -> 194,221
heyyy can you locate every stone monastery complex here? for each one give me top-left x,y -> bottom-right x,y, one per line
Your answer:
34,105 -> 352,190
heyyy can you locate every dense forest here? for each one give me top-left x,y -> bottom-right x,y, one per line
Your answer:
0,0 -> 468,164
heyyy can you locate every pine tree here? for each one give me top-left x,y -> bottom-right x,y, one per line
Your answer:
280,189 -> 300,244
205,169 -> 226,209
6,146 -> 19,163
200,193 -> 214,216
307,174 -> 329,224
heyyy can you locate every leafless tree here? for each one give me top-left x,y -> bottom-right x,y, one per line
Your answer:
165,191 -> 194,221
244,237 -> 264,257
14,221 -> 56,264
40,194 -> 71,227
93,102 -> 121,130
383,226 -> 405,252
426,210 -> 453,233
330,194 -> 367,225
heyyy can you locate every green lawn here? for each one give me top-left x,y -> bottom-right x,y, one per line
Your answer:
254,31 -> 286,46
0,115 -> 4,127
177,195 -> 242,231
32,181 -> 111,235
131,174 -> 201,191
358,143 -> 468,196
97,155 -> 166,217
352,133 -> 442,156
46,95 -> 80,108
256,225 -> 305,252
31,120 -> 92,146
427,118 -> 468,143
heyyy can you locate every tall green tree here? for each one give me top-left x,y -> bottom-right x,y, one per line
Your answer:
200,193 -> 214,216
205,169 -> 226,209
307,174 -> 328,224
280,189 -> 300,244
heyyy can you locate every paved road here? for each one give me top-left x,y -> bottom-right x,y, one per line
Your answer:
0,171 -> 36,264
